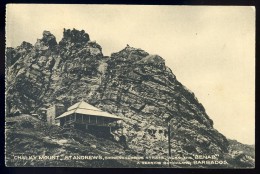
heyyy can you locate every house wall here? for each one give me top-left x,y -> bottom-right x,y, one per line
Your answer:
47,104 -> 65,125
73,114 -> 117,126
55,105 -> 65,117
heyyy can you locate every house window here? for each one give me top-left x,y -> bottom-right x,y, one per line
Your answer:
83,115 -> 87,122
90,116 -> 95,124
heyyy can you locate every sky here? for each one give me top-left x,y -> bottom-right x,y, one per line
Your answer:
6,5 -> 255,144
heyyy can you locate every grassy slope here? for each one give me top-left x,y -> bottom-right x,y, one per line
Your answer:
5,115 -> 138,167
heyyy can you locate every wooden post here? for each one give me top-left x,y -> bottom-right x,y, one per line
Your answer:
168,121 -> 171,167
88,115 -> 90,124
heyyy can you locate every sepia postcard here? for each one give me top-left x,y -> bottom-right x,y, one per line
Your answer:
5,4 -> 255,168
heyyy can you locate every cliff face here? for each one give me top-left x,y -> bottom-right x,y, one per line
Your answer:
91,46 -> 229,156
6,29 -> 104,113
6,29 -> 244,165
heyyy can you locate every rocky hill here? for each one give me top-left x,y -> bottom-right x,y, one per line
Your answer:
5,29 -> 254,168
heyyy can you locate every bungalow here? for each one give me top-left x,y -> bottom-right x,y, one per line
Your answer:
55,101 -> 123,133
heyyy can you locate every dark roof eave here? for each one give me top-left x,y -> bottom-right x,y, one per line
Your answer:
56,113 -> 123,120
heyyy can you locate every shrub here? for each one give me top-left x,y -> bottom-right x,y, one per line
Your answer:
19,120 -> 34,129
